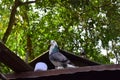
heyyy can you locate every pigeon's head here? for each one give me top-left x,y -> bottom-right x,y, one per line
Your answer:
49,40 -> 59,54
50,40 -> 58,47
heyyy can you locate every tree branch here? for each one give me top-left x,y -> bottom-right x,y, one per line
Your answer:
2,0 -> 36,44
2,0 -> 21,43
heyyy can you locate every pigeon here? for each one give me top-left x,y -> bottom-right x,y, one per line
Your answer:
49,40 -> 75,69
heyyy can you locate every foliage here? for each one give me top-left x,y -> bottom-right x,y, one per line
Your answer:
0,0 -> 120,73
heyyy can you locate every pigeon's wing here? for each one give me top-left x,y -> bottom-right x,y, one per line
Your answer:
49,52 -> 69,63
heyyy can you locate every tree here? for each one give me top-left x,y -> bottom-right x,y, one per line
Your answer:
0,0 -> 120,73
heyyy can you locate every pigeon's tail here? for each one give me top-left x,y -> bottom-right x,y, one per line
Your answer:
61,60 -> 70,68
62,60 -> 76,68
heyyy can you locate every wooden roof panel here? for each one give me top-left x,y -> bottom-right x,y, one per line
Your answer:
0,42 -> 33,72
5,64 -> 120,80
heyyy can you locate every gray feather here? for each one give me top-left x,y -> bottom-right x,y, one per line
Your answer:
49,52 -> 70,63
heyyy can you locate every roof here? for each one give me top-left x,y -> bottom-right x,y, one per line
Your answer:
0,42 -> 33,72
3,42 -> 119,80
5,64 -> 120,80
0,42 -> 99,73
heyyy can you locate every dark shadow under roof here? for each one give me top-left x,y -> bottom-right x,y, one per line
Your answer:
5,64 -> 120,80
29,50 -> 99,69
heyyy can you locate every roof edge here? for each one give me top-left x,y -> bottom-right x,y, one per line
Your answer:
6,64 -> 120,79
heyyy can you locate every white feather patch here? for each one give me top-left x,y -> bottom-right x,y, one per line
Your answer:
56,66 -> 64,69
67,64 -> 76,68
